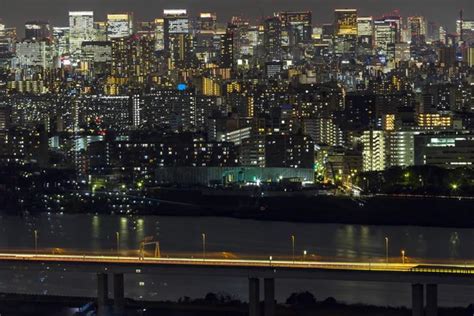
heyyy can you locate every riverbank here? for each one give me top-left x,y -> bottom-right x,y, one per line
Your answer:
2,190 -> 474,228
151,193 -> 474,228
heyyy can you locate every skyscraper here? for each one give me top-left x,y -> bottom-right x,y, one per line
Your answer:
374,19 -> 397,55
24,21 -> 51,41
106,13 -> 134,39
407,16 -> 427,44
334,9 -> 358,36
69,11 -> 95,57
334,9 -> 358,56
263,16 -> 283,61
163,9 -> 194,69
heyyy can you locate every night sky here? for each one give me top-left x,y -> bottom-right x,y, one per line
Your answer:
0,0 -> 473,33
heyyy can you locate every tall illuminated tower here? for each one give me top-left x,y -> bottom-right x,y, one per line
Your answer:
69,11 -> 95,57
106,13 -> 134,39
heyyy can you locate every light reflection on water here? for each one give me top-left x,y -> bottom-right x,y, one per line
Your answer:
0,213 -> 473,307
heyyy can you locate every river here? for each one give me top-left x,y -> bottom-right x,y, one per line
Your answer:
0,213 -> 473,307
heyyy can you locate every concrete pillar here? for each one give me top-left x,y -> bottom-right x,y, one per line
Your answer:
249,278 -> 260,316
426,284 -> 438,316
113,273 -> 125,316
412,283 -> 424,316
264,278 -> 275,316
97,273 -> 109,316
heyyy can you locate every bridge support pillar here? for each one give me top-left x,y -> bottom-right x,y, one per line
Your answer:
113,273 -> 125,316
249,278 -> 260,316
97,273 -> 109,316
426,284 -> 438,316
412,284 -> 424,316
264,278 -> 275,316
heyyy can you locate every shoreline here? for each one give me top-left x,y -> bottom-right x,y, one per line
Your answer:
2,193 -> 474,228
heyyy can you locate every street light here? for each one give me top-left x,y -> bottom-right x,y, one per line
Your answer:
291,235 -> 295,263
116,232 -> 120,255
303,250 -> 307,261
34,230 -> 38,254
385,237 -> 389,264
202,233 -> 206,260
401,250 -> 406,264
269,256 -> 273,266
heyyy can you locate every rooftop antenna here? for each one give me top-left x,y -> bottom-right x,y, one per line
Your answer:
459,9 -> 463,41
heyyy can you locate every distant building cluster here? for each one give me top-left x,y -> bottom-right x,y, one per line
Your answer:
0,8 -> 473,189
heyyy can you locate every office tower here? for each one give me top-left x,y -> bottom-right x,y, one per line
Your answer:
24,21 -> 51,41
439,26 -> 447,44
357,17 -> 373,55
106,13 -> 134,39
81,41 -> 112,75
69,11 -> 95,57
163,9 -> 189,49
52,27 -> 69,57
381,15 -> 402,42
0,23 -> 16,56
263,16 -> 283,61
94,21 -> 107,41
220,26 -> 234,68
15,39 -> 55,69
277,11 -> 312,45
357,16 -> 373,37
374,19 -> 397,55
456,18 -> 474,45
136,21 -> 156,39
407,16 -> 427,44
335,9 -> 358,36
163,9 -> 194,69
198,12 -> 217,31
334,9 -> 358,56
154,18 -> 165,51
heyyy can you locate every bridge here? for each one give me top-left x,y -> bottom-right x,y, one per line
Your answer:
1,252 -> 473,316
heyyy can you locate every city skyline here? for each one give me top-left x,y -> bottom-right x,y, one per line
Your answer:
1,0 -> 473,33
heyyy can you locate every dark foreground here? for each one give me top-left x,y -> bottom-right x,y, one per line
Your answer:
0,293 -> 471,316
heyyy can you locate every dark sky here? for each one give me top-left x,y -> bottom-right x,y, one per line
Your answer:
1,0 -> 473,32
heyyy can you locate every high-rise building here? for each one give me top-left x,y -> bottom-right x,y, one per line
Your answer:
263,16 -> 283,61
374,19 -> 397,55
334,9 -> 358,36
468,47 -> 474,67
154,18 -> 165,51
277,11 -> 312,45
198,13 -> 217,31
407,16 -> 427,44
456,19 -> 474,44
334,9 -> 358,56
163,9 -> 194,69
52,27 -> 69,57
15,40 -> 55,69
106,13 -> 134,39
94,21 -> 107,41
220,26 -> 234,68
0,23 -> 17,57
357,17 -> 373,55
24,21 -> 51,41
387,131 -> 420,167
69,11 -> 95,57
362,130 -> 386,171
